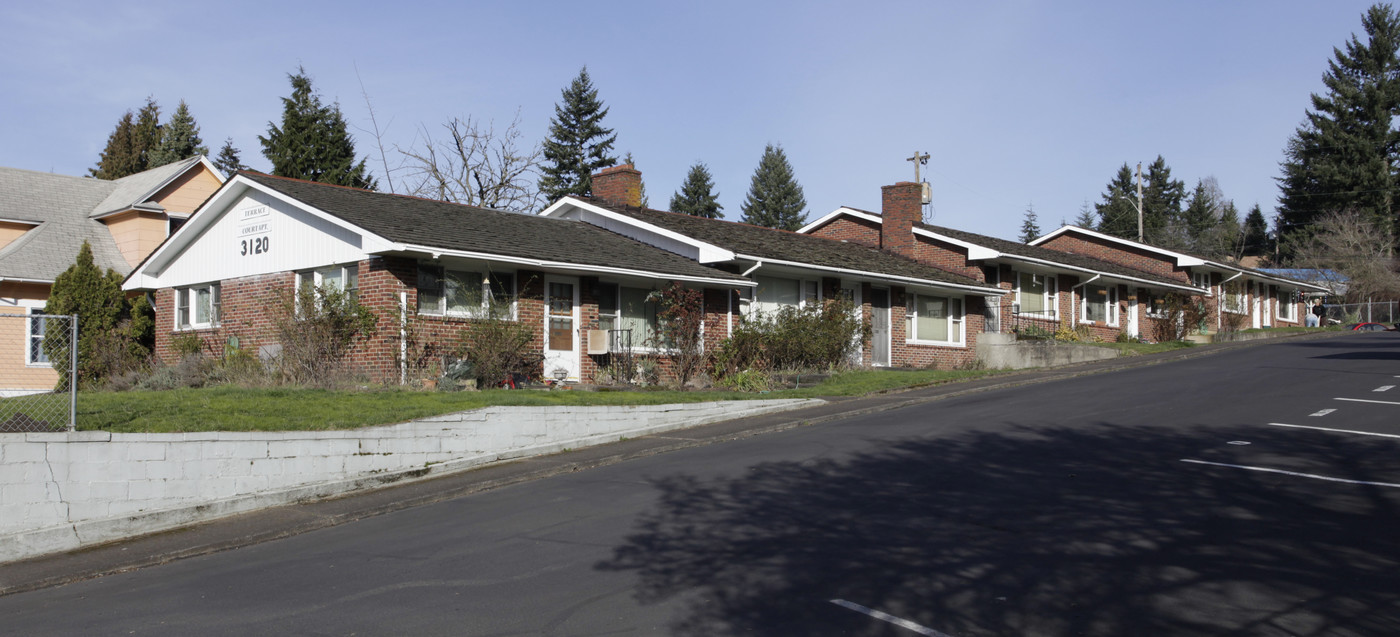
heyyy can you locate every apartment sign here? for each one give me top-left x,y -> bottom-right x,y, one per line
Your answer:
237,204 -> 271,257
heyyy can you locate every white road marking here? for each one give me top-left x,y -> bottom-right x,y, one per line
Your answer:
1309,409 -> 1336,417
1227,441 -> 1251,445
830,599 -> 954,636
1265,422 -> 1400,440
1181,459 -> 1400,489
1375,385 -> 1395,392
1335,397 -> 1400,406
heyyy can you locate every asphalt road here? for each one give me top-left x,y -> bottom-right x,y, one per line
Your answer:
4,333 -> 1400,636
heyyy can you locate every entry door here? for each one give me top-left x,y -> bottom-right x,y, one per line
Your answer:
871,288 -> 891,367
1251,282 -> 1263,329
1262,286 -> 1273,327
543,277 -> 580,382
1125,294 -> 1139,338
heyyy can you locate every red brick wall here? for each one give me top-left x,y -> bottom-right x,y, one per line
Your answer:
888,286 -> 982,369
806,216 -> 881,248
1038,234 -> 1191,284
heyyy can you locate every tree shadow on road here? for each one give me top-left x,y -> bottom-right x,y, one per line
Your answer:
597,424 -> 1400,636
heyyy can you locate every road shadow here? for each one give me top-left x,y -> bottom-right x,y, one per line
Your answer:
597,424 -> 1400,636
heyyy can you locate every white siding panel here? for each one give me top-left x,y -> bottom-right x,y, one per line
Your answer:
148,193 -> 371,287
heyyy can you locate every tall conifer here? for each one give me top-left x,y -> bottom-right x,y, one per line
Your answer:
90,111 -> 141,180
212,138 -> 248,177
149,100 -> 207,167
1019,204 -> 1041,242
739,144 -> 807,230
539,67 -> 618,202
670,162 -> 723,219
1095,164 -> 1139,239
260,67 -> 376,189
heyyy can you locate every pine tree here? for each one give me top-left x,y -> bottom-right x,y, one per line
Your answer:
212,137 -> 248,177
132,97 -> 162,169
1074,200 -> 1097,228
260,67 -> 376,190
1182,179 -> 1220,243
740,144 -> 807,230
1242,204 -> 1271,256
539,67 -> 618,202
1095,164 -> 1139,238
1142,156 -> 1185,241
1019,204 -> 1041,242
148,100 -> 207,167
670,162 -> 723,219
1278,4 -> 1400,244
90,111 -> 142,180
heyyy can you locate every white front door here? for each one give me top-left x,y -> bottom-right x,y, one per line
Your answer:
543,277 -> 580,382
1251,282 -> 1262,329
1262,286 -> 1273,327
1126,296 -> 1139,338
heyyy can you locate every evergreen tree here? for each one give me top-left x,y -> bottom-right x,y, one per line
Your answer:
212,137 -> 248,177
1142,155 -> 1185,241
148,100 -> 207,167
260,67 -> 376,189
1242,204 -> 1271,256
1074,199 -> 1097,228
1095,164 -> 1139,238
670,162 -> 723,219
43,242 -> 133,388
1182,179 -> 1220,243
1019,204 -> 1041,242
539,67 -> 618,202
1278,4 -> 1400,244
90,110 -> 142,180
739,144 -> 807,230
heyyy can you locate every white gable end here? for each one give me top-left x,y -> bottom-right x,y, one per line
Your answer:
128,190 -> 374,289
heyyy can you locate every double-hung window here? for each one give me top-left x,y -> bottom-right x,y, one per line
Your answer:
1192,271 -> 1212,295
595,283 -> 662,349
1080,284 -> 1118,325
1223,282 -> 1247,314
1143,290 -> 1170,319
417,265 -> 515,319
296,264 -> 359,312
176,283 -> 220,330
1277,291 -> 1297,321
905,293 -> 964,345
27,307 -> 49,366
1015,272 -> 1056,319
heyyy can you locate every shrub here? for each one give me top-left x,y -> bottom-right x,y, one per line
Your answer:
270,284 -> 378,386
456,313 -> 539,388
712,297 -> 867,387
649,283 -> 706,389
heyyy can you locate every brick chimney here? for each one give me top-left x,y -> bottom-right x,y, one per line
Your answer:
881,181 -> 922,257
591,164 -> 643,207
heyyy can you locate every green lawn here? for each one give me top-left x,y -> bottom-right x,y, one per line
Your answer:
71,368 -> 1007,433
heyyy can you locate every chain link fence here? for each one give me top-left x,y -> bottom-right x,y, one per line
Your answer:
0,313 -> 75,432
1322,301 -> 1398,326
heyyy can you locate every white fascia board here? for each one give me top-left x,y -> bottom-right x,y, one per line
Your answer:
126,176 -> 396,284
1028,226 -> 1205,266
541,198 -> 735,264
796,207 -> 881,234
911,227 -> 1000,260
393,243 -> 754,288
734,253 -> 1004,297
998,254 -> 1200,294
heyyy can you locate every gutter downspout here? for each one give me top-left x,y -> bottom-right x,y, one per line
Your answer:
741,261 -> 763,277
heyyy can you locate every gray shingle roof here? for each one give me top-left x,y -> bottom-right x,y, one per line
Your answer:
90,156 -> 203,218
0,167 -> 135,279
575,197 -> 997,291
239,173 -> 749,283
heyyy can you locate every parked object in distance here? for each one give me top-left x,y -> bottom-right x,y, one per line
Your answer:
1347,323 -> 1395,332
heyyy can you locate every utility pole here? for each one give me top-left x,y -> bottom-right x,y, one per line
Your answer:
1135,162 -> 1144,242
907,151 -> 930,182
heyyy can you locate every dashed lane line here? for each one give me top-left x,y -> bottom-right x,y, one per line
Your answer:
1181,459 -> 1400,489
830,599 -> 954,636
1375,385 -> 1395,392
1265,422 -> 1400,440
1309,409 -> 1336,417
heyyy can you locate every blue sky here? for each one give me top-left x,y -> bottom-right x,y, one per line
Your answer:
0,1 -> 1384,240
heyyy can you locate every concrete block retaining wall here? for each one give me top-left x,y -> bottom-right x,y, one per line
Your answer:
0,399 -> 819,564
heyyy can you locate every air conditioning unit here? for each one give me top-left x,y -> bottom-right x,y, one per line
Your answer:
586,329 -> 609,355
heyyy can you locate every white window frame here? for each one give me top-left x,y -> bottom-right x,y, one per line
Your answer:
175,283 -> 221,330
1014,271 -> 1058,320
1277,291 -> 1297,321
1222,282 -> 1248,314
748,275 -> 822,317
1192,271 -> 1212,295
1143,290 -> 1170,319
1080,284 -> 1119,326
25,304 -> 50,367
296,264 -> 359,313
417,264 -> 516,320
905,292 -> 965,347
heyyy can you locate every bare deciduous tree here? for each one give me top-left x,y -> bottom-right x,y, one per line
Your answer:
398,111 -> 542,212
1289,210 -> 1400,302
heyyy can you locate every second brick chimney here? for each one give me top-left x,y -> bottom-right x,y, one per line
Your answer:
881,181 -> 922,258
591,164 -> 643,208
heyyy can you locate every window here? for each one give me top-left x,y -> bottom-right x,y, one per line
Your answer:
1223,282 -> 1247,314
296,264 -> 359,312
417,265 -> 515,318
905,293 -> 964,345
1015,271 -> 1057,319
1080,284 -> 1118,325
1278,290 -> 1297,321
595,283 -> 662,349
1192,271 -> 1212,295
1143,290 -> 1170,318
27,307 -> 49,366
751,275 -> 821,316
176,283 -> 220,330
